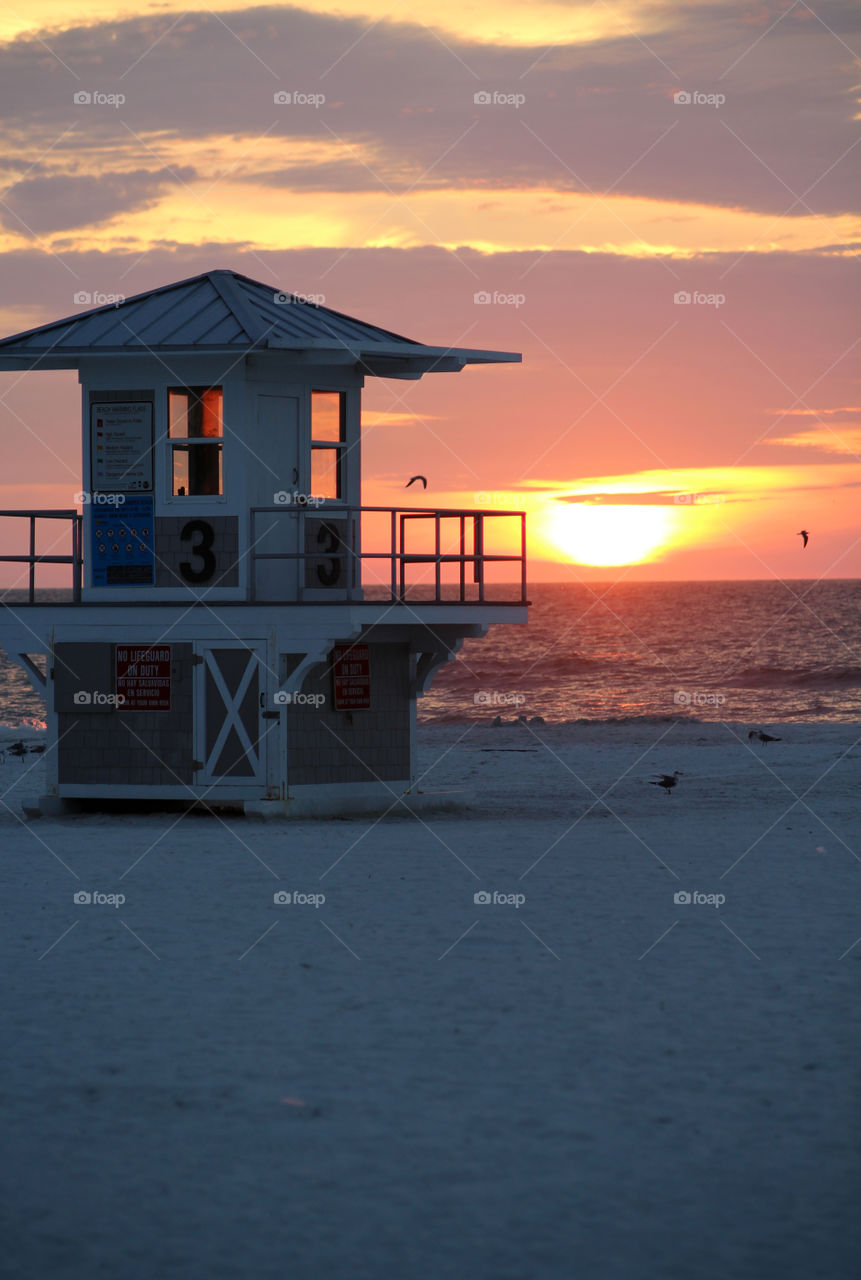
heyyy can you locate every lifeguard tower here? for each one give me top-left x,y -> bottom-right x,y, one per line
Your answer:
0,270 -> 527,816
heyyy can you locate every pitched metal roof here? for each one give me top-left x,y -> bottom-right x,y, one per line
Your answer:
0,270 -> 520,375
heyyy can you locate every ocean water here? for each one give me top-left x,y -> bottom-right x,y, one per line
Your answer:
422,579 -> 861,724
1,581 -> 860,730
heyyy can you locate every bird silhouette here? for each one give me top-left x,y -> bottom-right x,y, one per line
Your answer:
405,475 -> 427,489
748,730 -> 781,746
650,771 -> 681,794
1,740 -> 46,764
797,529 -> 809,549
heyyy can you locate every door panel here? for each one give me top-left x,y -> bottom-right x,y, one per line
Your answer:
195,643 -> 265,785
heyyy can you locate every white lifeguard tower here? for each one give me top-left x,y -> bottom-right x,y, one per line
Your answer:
0,270 -> 527,816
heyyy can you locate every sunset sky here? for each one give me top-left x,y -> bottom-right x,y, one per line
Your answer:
0,0 -> 859,579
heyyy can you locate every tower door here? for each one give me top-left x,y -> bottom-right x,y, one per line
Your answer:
252,394 -> 301,601
194,642 -> 266,786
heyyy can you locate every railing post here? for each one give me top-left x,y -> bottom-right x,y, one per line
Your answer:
398,512 -> 405,601
459,515 -> 465,602
28,515 -> 35,602
298,507 -> 304,602
474,514 -> 484,601
391,509 -> 397,602
73,514 -> 82,601
435,514 -> 441,603
521,513 -> 527,604
249,508 -> 256,601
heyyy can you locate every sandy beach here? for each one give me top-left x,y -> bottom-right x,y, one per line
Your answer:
2,718 -> 859,1278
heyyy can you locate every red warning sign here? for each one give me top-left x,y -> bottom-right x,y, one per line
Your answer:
115,645 -> 171,710
332,644 -> 371,710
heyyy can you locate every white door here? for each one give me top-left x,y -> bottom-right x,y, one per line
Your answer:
252,394 -> 301,601
194,642 -> 266,786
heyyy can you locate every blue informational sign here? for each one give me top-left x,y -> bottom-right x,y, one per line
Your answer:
90,495 -> 155,586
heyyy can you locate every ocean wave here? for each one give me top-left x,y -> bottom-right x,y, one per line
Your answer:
724,665 -> 861,689
418,712 -> 700,727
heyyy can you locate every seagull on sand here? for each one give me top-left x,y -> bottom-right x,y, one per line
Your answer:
797,530 -> 809,549
1,740 -> 46,764
650,771 -> 681,794
405,475 -> 427,490
748,729 -> 781,746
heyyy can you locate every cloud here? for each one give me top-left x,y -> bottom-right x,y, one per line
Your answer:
769,407 -> 861,420
0,167 -> 197,235
0,1 -> 858,229
361,410 -> 443,426
557,489 -> 743,505
769,424 -> 861,457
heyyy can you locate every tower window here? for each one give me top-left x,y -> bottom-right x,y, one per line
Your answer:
169,387 -> 223,497
311,391 -> 345,501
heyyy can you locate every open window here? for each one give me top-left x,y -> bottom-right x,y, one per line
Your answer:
311,391 -> 346,501
169,387 -> 223,497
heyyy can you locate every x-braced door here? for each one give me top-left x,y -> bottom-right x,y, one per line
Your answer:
194,642 -> 266,786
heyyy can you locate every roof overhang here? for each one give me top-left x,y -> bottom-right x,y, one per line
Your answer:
0,343 -> 521,375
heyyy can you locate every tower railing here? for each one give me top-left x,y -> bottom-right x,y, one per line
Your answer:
0,511 -> 83,602
249,505 -> 527,604
0,506 -> 527,605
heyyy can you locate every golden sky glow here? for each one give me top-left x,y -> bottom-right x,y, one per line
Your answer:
2,178 -> 857,259
523,466 -> 861,569
542,502 -> 679,566
0,0 -> 672,50
363,464 -> 861,573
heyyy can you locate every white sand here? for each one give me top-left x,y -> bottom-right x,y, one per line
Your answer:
1,719 -> 859,1279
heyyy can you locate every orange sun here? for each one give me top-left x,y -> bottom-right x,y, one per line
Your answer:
544,503 -> 677,567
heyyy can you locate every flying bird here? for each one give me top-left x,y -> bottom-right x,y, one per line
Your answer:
797,530 -> 809,549
405,475 -> 427,490
748,730 -> 781,746
650,771 -> 681,794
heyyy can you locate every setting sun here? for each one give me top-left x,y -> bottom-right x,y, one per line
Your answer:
543,503 -> 678,567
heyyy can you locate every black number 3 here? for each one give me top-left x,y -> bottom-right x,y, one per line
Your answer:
180,520 -> 216,583
316,521 -> 342,587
